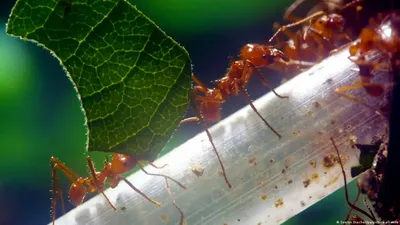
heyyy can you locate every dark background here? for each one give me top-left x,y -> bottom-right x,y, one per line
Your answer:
0,0 -> 364,224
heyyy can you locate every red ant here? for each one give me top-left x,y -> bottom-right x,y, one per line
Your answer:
334,11 -> 399,110
330,137 -> 377,223
267,24 -> 320,76
270,0 -> 365,61
180,68 -> 286,187
180,43 -> 310,188
50,153 -> 186,225
263,0 -> 362,76
238,43 -> 315,80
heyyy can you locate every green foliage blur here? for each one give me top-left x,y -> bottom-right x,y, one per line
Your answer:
132,0 -> 286,35
0,0 -> 362,224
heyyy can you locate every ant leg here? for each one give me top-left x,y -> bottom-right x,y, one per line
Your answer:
330,137 -> 376,221
363,196 -> 377,221
345,182 -> 362,221
50,163 -> 66,225
86,156 -> 116,210
334,83 -> 385,113
189,99 -> 232,188
192,74 -> 210,93
120,176 -> 162,206
326,33 -> 353,56
139,160 -> 168,169
337,33 -> 353,42
283,0 -> 310,22
180,95 -> 224,124
339,0 -> 364,11
138,164 -> 187,190
50,157 -> 81,180
254,68 -> 289,99
272,23 -> 285,47
238,83 -> 282,139
194,95 -> 224,103
269,11 -> 326,44
307,31 -> 331,61
335,78 -> 393,100
164,178 -> 185,225
349,52 -> 390,67
330,42 -> 353,56
284,59 -> 316,67
272,22 -> 297,47
243,60 -> 289,99
180,117 -> 200,124
50,157 -> 89,224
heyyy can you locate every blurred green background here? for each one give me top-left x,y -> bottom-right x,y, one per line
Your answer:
0,0 -> 361,224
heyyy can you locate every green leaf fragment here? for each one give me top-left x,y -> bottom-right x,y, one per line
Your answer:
6,0 -> 192,157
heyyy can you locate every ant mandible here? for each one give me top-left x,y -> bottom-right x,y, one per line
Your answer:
50,153 -> 186,225
263,25 -> 318,76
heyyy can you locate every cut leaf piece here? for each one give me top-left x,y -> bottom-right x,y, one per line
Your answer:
6,0 -> 192,157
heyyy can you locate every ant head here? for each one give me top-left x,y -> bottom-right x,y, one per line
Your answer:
327,14 -> 345,31
313,14 -> 344,34
240,44 -> 274,67
69,179 -> 88,206
111,153 -> 137,174
313,15 -> 329,31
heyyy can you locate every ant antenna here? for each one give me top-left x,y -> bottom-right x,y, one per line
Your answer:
330,137 -> 376,221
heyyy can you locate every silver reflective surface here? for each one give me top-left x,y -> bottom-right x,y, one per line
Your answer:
52,48 -> 389,225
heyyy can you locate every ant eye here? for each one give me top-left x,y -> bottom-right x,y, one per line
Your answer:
262,54 -> 267,59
